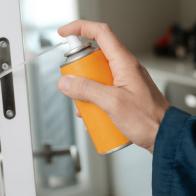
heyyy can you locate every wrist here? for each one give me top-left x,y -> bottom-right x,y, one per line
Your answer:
148,100 -> 170,153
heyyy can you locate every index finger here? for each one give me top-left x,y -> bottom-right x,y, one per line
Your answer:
58,20 -> 129,62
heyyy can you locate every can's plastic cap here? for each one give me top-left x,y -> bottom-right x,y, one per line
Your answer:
64,35 -> 91,57
66,35 -> 83,50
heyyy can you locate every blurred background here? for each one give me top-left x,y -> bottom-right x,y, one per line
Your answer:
19,0 -> 196,196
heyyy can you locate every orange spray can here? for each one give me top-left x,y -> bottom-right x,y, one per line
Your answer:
60,36 -> 131,154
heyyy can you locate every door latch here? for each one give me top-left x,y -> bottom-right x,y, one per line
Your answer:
0,38 -> 16,119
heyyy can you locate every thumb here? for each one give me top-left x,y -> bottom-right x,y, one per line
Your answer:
58,75 -> 113,111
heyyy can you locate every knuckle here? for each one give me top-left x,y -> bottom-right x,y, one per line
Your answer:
136,63 -> 146,75
110,90 -> 123,113
135,60 -> 141,67
98,22 -> 111,32
76,78 -> 89,98
76,19 -> 85,24
128,55 -> 140,68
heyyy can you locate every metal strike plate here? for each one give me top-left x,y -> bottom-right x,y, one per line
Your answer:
0,38 -> 16,119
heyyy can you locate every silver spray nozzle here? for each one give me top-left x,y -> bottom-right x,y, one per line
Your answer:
0,36 -> 91,79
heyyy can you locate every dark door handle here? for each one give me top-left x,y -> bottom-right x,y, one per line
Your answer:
34,144 -> 81,173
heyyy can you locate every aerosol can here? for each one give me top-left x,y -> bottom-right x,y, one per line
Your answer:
60,36 -> 131,154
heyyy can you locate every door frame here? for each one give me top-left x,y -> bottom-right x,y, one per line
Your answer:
0,0 -> 36,196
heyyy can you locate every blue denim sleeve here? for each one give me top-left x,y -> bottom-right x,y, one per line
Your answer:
152,107 -> 196,196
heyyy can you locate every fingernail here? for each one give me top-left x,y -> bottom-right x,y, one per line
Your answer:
59,76 -> 75,92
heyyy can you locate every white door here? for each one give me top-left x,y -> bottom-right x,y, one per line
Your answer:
0,0 -> 36,195
0,0 -> 108,196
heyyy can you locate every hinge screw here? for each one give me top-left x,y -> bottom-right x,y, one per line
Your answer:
6,110 -> 14,118
1,63 -> 10,71
0,41 -> 8,48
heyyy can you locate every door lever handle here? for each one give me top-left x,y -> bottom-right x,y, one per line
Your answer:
34,144 -> 81,172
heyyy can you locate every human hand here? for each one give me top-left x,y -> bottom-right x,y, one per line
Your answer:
58,20 -> 169,152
